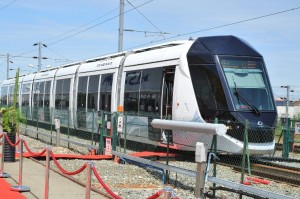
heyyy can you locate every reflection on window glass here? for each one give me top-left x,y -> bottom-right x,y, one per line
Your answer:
55,78 -> 71,109
124,68 -> 163,115
124,71 -> 141,112
189,64 -> 228,120
39,82 -> 45,107
220,56 -> 275,111
33,82 -> 39,107
140,68 -> 163,113
88,75 -> 99,110
1,86 -> 8,106
8,85 -> 14,106
44,81 -> 51,107
77,76 -> 88,110
100,74 -> 113,111
21,83 -> 30,107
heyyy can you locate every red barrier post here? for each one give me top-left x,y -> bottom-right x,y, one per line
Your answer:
44,146 -> 51,199
0,132 -> 10,178
10,137 -> 30,192
85,161 -> 92,199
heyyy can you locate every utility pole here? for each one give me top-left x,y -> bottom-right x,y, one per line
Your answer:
6,53 -> 13,79
281,85 -> 294,119
7,53 -> 9,79
118,0 -> 124,52
281,85 -> 294,158
33,41 -> 47,71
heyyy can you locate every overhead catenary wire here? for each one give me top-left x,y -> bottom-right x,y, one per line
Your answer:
43,0 -> 141,43
0,0 -> 18,12
125,6 -> 300,51
13,0 -> 153,57
1,3 -> 300,89
125,0 -> 168,37
45,46 -> 73,63
13,3 -> 299,58
46,0 -> 154,46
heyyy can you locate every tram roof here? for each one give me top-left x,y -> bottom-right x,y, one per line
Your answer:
195,35 -> 261,57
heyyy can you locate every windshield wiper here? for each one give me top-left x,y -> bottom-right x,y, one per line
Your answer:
233,82 -> 261,116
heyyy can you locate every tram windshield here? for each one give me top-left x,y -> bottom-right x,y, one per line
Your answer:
219,56 -> 275,112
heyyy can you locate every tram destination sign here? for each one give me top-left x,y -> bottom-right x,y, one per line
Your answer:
221,59 -> 258,69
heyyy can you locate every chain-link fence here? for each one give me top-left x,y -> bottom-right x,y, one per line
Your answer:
17,108 -> 300,198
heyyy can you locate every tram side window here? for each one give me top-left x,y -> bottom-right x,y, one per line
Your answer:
124,71 -> 141,113
38,82 -> 45,107
44,81 -> 51,107
55,78 -> 71,109
77,76 -> 88,110
21,83 -> 30,107
87,75 -> 100,110
100,74 -> 113,112
140,68 -> 163,114
1,86 -> 8,106
33,82 -> 40,107
189,65 -> 228,119
17,84 -> 21,107
8,85 -> 14,106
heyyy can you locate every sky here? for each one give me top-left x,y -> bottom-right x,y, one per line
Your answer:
0,0 -> 300,100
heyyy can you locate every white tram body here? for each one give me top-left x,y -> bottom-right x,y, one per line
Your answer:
1,36 -> 277,154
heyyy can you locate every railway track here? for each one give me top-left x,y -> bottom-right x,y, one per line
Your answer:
217,154 -> 300,186
275,143 -> 300,153
251,163 -> 300,185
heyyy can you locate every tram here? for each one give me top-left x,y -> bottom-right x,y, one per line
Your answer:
0,36 -> 277,154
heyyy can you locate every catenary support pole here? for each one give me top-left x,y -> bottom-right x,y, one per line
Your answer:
118,0 -> 124,52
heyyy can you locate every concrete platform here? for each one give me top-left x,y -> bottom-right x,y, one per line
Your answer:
1,147 -> 109,199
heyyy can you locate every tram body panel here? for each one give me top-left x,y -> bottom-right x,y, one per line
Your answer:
0,36 -> 277,154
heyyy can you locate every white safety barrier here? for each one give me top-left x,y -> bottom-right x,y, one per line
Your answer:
151,119 -> 227,136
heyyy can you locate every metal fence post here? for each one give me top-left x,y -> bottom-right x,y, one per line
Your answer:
11,138 -> 30,192
99,111 -> 105,154
54,119 -> 60,147
85,161 -> 92,199
0,133 -> 10,178
112,112 -> 118,152
209,118 -> 219,198
92,110 -> 95,145
165,129 -> 171,184
195,142 -> 207,199
50,107 -> 53,145
124,112 -> 127,153
240,120 -> 251,199
36,108 -> 39,139
25,106 -> 28,130
67,109 -> 70,147
283,118 -> 291,158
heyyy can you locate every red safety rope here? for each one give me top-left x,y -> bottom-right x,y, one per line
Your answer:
23,141 -> 47,157
50,151 -> 87,175
91,166 -> 122,199
146,190 -> 163,199
4,133 -> 20,147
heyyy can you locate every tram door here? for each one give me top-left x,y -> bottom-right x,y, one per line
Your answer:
161,68 -> 174,118
99,73 -> 113,112
161,67 -> 175,143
